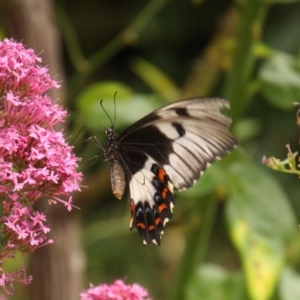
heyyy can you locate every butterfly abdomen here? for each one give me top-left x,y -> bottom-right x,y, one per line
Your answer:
110,160 -> 126,199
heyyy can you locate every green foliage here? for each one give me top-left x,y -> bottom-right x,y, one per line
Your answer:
279,267 -> 300,300
224,153 -> 297,300
259,53 -> 300,109
5,0 -> 299,299
186,264 -> 248,300
76,81 -> 161,130
66,0 -> 300,299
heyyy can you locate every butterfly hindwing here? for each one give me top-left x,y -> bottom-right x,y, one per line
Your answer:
127,155 -> 174,245
104,97 -> 237,245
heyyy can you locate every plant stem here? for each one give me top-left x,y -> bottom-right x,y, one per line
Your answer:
224,0 -> 267,121
56,5 -> 89,73
63,0 -> 168,101
168,195 -> 218,300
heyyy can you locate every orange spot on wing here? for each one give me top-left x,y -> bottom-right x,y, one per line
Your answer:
158,203 -> 167,213
158,168 -> 166,181
136,222 -> 146,229
130,201 -> 135,216
162,187 -> 168,199
148,225 -> 155,231
130,200 -> 135,210
155,217 -> 162,225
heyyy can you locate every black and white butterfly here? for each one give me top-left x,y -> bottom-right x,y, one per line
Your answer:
100,97 -> 237,245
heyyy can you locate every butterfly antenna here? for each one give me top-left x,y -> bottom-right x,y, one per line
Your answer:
113,91 -> 117,129
100,99 -> 114,129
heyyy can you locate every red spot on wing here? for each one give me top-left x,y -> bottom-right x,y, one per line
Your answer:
136,222 -> 146,229
148,225 -> 155,231
129,200 -> 162,245
158,203 -> 167,213
157,168 -> 166,182
155,217 -> 162,226
161,187 -> 168,199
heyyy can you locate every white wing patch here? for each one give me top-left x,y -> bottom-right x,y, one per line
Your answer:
154,123 -> 182,139
129,168 -> 157,207
156,127 -> 231,190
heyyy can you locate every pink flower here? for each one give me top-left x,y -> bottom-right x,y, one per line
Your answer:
80,280 -> 152,300
0,38 -> 82,295
0,39 -> 59,97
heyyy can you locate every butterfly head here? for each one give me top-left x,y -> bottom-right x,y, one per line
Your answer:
105,127 -> 116,139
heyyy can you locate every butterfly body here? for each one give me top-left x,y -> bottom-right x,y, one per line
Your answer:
104,128 -> 126,199
102,98 -> 237,245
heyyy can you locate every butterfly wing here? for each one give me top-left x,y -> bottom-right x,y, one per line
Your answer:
115,97 -> 237,245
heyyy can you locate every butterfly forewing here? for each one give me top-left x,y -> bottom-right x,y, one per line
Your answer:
104,97 -> 237,245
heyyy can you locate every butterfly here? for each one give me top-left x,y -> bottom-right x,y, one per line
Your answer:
101,97 -> 237,245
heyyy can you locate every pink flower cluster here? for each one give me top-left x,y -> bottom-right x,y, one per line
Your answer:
0,38 -> 82,295
80,280 -> 151,300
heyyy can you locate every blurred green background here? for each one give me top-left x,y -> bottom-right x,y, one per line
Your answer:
2,0 -> 300,299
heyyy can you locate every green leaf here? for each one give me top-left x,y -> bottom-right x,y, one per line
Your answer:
233,118 -> 262,143
76,81 -> 161,129
222,152 -> 297,300
185,264 -> 249,300
279,267 -> 300,300
129,57 -> 180,101
259,53 -> 300,109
